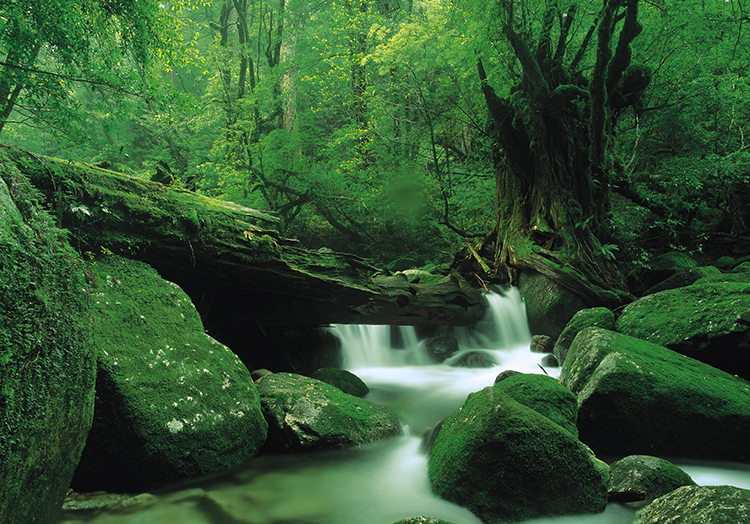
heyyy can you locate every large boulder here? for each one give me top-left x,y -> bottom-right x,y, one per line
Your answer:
640,251 -> 697,288
636,485 -> 750,523
72,256 -> 267,492
644,266 -> 721,294
553,307 -> 614,365
0,166 -> 96,524
494,374 -> 579,437
562,327 -> 750,461
615,281 -> 750,379
518,270 -> 588,339
428,386 -> 608,523
257,372 -> 402,451
608,455 -> 696,504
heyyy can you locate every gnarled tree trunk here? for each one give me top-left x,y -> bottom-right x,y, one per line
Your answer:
470,0 -> 649,307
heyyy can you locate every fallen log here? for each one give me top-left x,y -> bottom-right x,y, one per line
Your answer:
1,146 -> 483,328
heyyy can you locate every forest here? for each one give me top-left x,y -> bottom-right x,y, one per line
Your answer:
2,0 -> 749,290
4,2 -> 750,524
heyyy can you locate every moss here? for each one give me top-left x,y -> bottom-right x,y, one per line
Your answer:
636,485 -> 750,523
257,373 -> 402,451
0,150 -> 96,524
428,386 -> 608,523
3,147 -> 281,266
562,327 -> 750,460
553,307 -> 614,365
609,455 -> 696,504
73,255 -> 267,492
615,281 -> 750,378
494,373 -> 579,437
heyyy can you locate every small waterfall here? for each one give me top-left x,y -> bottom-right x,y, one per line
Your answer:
333,287 -> 532,371
455,287 -> 531,350
330,287 -> 540,433
60,286 -> 750,524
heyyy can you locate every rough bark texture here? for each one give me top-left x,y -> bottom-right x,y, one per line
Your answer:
1,146 -> 482,330
468,0 -> 648,308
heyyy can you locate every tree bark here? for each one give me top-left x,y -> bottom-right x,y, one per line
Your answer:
469,0 -> 645,307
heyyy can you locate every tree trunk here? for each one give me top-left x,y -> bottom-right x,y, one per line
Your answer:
468,0 -> 647,307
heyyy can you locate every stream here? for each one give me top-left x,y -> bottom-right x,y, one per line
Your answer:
58,288 -> 750,524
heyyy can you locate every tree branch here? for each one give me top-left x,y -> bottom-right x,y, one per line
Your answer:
0,61 -> 147,99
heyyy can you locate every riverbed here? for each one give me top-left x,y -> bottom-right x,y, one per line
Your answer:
57,288 -> 750,524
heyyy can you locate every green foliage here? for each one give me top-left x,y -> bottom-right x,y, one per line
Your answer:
4,0 -> 750,273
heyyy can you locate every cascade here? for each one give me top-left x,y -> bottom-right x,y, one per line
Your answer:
57,288 -> 750,524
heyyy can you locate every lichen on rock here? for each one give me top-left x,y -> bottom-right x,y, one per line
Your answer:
72,255 -> 267,492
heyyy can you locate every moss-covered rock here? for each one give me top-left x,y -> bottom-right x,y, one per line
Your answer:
428,386 -> 608,523
553,307 -> 614,365
311,367 -> 369,397
636,485 -> 750,523
494,374 -> 578,437
518,270 -> 588,339
257,372 -> 402,451
72,255 -> 267,492
615,282 -> 750,379
641,251 -> 697,288
608,455 -> 696,504
562,327 -> 750,461
0,161 -> 96,524
644,266 -> 721,294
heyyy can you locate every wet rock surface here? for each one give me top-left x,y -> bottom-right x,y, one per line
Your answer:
636,485 -> 750,523
72,256 -> 268,493
311,368 -> 370,397
608,455 -> 696,504
257,372 -> 402,451
428,386 -> 608,523
562,327 -> 750,460
423,336 -> 460,363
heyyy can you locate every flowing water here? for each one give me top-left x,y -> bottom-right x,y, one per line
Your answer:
58,288 -> 750,524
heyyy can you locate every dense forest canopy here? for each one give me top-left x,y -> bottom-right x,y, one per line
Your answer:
1,0 -> 749,288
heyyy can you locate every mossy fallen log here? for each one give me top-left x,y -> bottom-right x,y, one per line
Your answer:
0,146 -> 482,327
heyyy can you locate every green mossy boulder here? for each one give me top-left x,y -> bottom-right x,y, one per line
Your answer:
615,282 -> 750,379
311,367 -> 369,397
695,273 -> 750,285
72,256 -> 267,492
562,327 -> 750,461
257,372 -> 402,451
428,386 -> 608,523
517,270 -> 588,339
608,455 -> 696,504
636,485 -> 750,523
0,164 -> 96,524
641,251 -> 697,288
644,266 -> 721,295
494,373 -> 578,437
553,307 -> 614,365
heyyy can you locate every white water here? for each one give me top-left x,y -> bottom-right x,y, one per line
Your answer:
58,288 -> 750,524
